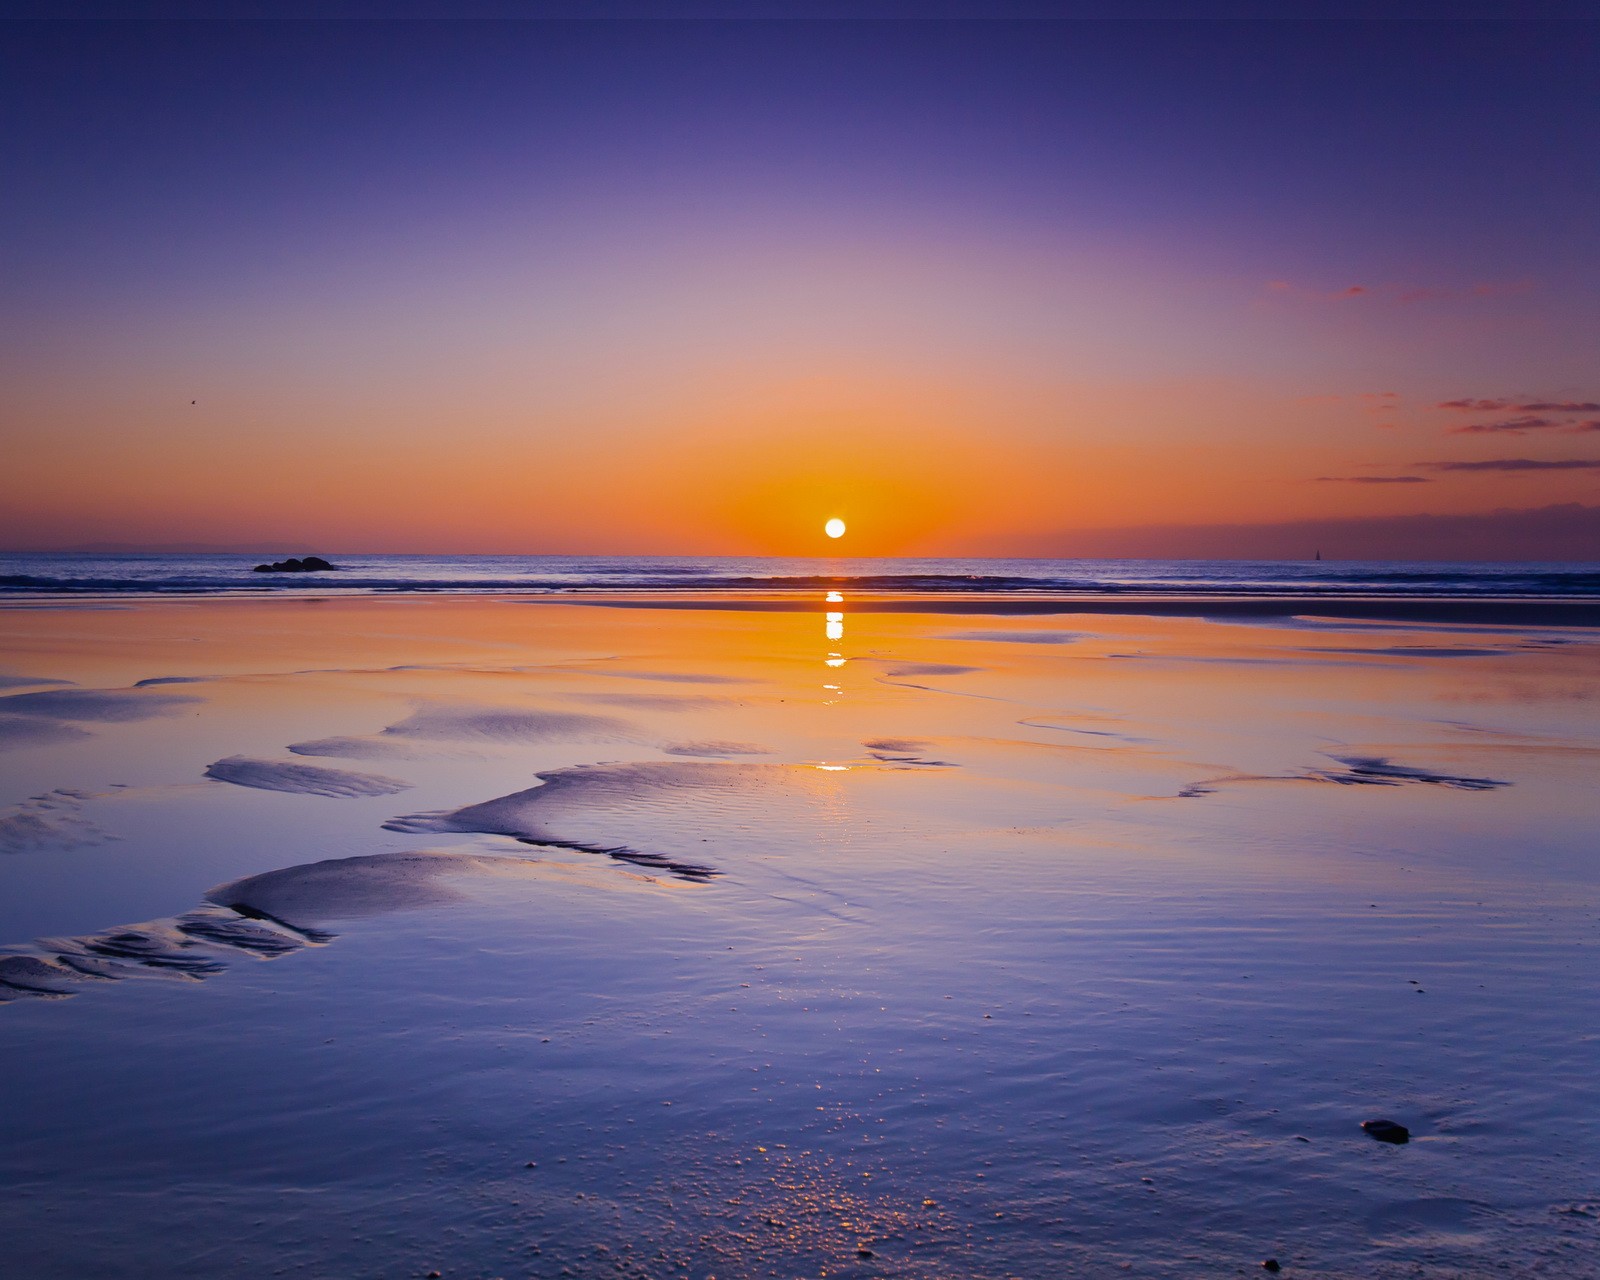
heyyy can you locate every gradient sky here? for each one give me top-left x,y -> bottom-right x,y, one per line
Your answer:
3,17 -> 1598,557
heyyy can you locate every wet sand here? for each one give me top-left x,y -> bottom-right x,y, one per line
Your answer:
579,590 -> 1600,627
1,593 -> 1597,1279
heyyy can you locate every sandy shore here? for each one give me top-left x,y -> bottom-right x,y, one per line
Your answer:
1,593 -> 1597,1279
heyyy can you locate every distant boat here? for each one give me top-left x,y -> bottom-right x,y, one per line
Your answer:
1314,549 -> 1322,561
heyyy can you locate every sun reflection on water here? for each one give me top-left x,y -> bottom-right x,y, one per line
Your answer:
822,591 -> 847,701
825,591 -> 845,645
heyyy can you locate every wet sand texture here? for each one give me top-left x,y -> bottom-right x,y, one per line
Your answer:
0,687 -> 200,721
0,593 -> 1595,1279
383,761 -> 758,879
0,789 -> 109,855
204,756 -> 412,798
289,702 -> 631,759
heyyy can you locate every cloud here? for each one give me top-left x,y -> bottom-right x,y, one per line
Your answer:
1437,399 -> 1600,413
1395,279 -> 1535,304
1448,416 -> 1556,435
1420,458 -> 1600,472
1266,279 -> 1537,306
1263,280 -> 1370,302
1013,504 -> 1600,562
1467,279 -> 1538,298
1452,417 -> 1600,436
1313,475 -> 1431,484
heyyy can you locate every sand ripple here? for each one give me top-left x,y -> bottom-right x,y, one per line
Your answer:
1,851 -> 554,1004
0,906 -> 324,1003
0,788 -> 111,855
0,687 -> 199,721
204,756 -> 413,798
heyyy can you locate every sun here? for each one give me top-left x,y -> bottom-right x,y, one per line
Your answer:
824,517 -> 846,539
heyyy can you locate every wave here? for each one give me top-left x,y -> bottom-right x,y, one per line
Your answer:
2,554 -> 1598,599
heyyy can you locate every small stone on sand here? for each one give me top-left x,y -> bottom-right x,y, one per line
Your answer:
1361,1118 -> 1410,1144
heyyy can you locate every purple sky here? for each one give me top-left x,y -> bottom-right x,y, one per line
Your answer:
3,18 -> 1597,557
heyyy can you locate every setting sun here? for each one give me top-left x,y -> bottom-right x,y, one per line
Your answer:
824,517 -> 847,539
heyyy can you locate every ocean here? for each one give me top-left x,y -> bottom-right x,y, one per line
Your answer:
3,552 -> 1597,598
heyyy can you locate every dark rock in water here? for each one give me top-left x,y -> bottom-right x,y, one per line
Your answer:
1362,1118 -> 1410,1144
1262,1260 -> 1281,1273
253,556 -> 335,573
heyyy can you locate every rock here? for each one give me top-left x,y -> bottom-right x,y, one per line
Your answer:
253,556 -> 335,573
1361,1118 -> 1410,1144
1262,1260 -> 1281,1273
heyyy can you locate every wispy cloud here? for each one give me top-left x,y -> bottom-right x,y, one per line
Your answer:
1014,504 -> 1600,562
1398,280 -> 1537,303
1465,279 -> 1538,299
1312,475 -> 1431,484
1437,399 -> 1600,413
1449,417 -> 1600,436
1448,416 -> 1556,436
1420,458 -> 1600,472
1265,280 -> 1371,302
1265,279 -> 1537,306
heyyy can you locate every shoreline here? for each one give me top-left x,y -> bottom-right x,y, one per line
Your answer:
3,588 -> 1599,628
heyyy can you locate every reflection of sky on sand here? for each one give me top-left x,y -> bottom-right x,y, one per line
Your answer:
0,595 -> 1597,1278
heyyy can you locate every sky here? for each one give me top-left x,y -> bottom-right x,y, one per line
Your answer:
2,16 -> 1598,558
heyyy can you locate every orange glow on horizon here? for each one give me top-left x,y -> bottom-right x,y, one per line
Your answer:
4,361 -> 1595,558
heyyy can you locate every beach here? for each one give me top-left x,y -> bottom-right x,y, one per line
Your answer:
2,588 -> 1597,1279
